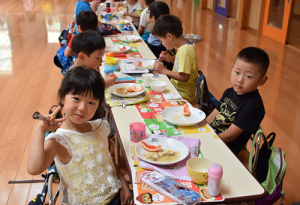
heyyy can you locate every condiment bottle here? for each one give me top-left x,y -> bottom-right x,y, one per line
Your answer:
208,163 -> 223,196
106,2 -> 111,13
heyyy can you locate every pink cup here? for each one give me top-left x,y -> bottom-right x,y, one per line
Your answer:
130,122 -> 146,142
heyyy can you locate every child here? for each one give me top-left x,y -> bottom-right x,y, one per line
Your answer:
74,0 -> 99,34
64,10 -> 98,57
200,47 -> 269,156
27,67 -> 133,205
137,0 -> 155,41
146,1 -> 170,58
71,30 -> 117,87
152,15 -> 198,103
116,0 -> 142,28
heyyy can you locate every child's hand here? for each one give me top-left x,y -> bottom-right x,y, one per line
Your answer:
36,106 -> 66,132
120,187 -> 134,205
153,61 -> 166,74
123,12 -> 129,16
105,73 -> 118,87
160,51 -> 175,63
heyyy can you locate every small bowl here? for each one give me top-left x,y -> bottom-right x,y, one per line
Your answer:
186,158 -> 213,184
117,11 -> 124,18
104,63 -> 119,71
123,30 -> 134,35
150,81 -> 167,93
183,34 -> 201,42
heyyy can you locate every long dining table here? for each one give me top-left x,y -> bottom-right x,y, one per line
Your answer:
100,25 -> 265,203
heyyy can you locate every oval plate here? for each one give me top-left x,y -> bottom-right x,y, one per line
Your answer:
135,138 -> 189,165
106,45 -> 131,54
161,106 -> 206,126
118,35 -> 141,43
108,83 -> 145,98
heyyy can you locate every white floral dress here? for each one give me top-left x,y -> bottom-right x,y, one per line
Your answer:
45,119 -> 122,205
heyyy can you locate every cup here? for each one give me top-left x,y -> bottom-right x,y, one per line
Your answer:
208,163 -> 223,196
105,13 -> 112,21
142,73 -> 154,87
119,21 -> 125,31
130,122 -> 146,142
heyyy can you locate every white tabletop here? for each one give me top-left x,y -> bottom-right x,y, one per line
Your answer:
110,105 -> 265,202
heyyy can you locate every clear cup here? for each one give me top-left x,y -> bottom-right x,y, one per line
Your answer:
142,73 -> 154,87
130,122 -> 146,142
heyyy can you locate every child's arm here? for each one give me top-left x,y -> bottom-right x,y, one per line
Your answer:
27,107 -> 65,175
91,1 -> 99,12
116,2 -> 125,10
137,25 -> 145,35
159,52 -> 175,63
64,46 -> 74,57
113,162 -> 134,205
124,12 -> 140,19
153,62 -> 189,82
218,124 -> 244,143
198,108 -> 219,127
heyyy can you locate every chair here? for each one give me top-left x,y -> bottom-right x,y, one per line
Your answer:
105,108 -> 120,166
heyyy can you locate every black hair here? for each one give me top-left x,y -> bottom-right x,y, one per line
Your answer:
148,1 -> 170,20
76,10 -> 98,31
58,66 -> 106,119
235,47 -> 270,77
145,0 -> 155,6
71,31 -> 106,57
152,14 -> 182,38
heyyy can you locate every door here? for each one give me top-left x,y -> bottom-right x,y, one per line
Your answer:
215,0 -> 229,18
262,0 -> 294,44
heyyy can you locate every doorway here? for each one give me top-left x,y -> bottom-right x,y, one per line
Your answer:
287,1 -> 300,50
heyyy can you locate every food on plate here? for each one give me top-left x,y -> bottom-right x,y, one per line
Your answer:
141,140 -> 162,152
183,104 -> 191,116
143,65 -> 153,68
200,188 -> 214,200
142,149 -> 180,162
116,87 -> 128,94
127,84 -> 143,92
136,61 -> 143,67
118,46 -> 127,50
105,52 -> 114,57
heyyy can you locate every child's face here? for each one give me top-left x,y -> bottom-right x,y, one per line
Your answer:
230,58 -> 267,95
127,0 -> 137,5
80,48 -> 105,72
147,11 -> 155,23
61,91 -> 100,125
157,33 -> 174,50
138,0 -> 145,6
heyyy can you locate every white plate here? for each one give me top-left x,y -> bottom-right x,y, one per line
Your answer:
118,35 -> 141,42
134,60 -> 156,69
106,45 -> 131,54
108,83 -> 145,97
161,106 -> 206,126
135,138 -> 189,165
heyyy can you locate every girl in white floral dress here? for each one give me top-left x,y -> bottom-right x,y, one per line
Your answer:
27,66 -> 133,205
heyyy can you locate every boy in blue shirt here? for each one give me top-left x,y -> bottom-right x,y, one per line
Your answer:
74,0 -> 99,34
200,47 -> 269,156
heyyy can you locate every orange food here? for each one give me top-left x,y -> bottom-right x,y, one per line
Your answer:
131,84 -> 143,92
140,140 -> 162,152
136,61 -> 143,67
127,87 -> 133,92
183,104 -> 191,116
105,52 -> 114,57
119,46 -> 126,50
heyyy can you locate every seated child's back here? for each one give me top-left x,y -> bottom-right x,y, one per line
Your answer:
205,47 -> 269,156
152,15 -> 198,103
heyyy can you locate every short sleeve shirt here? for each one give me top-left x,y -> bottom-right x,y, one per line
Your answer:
211,88 -> 265,155
123,1 -> 142,27
170,42 -> 198,103
139,8 -> 152,32
74,1 -> 93,34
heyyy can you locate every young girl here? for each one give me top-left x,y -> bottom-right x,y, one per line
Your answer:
27,66 -> 133,205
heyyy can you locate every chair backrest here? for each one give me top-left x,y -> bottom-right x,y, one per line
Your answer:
196,70 -> 218,115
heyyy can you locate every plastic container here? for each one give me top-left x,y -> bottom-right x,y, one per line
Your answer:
105,13 -> 112,21
104,63 -> 119,77
106,2 -> 111,13
129,122 -> 146,142
119,21 -> 125,31
208,163 -> 223,196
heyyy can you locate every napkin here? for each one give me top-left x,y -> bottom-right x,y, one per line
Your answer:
139,135 -> 200,181
163,94 -> 182,100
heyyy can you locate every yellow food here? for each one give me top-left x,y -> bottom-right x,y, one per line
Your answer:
142,149 -> 180,162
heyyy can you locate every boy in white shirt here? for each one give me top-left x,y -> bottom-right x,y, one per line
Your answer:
116,0 -> 142,28
138,0 -> 155,41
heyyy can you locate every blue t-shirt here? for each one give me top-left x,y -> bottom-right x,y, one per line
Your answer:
74,1 -> 93,34
148,33 -> 162,46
